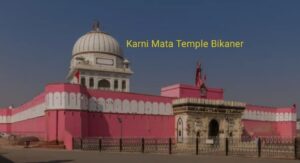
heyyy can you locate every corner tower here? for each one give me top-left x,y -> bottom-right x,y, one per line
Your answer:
67,22 -> 133,92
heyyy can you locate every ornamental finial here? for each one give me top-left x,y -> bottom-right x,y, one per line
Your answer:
92,20 -> 100,32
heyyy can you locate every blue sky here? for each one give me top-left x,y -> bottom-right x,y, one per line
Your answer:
0,0 -> 299,113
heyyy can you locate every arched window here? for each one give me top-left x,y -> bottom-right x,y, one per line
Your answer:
122,80 -> 126,90
81,77 -> 86,87
177,118 -> 183,143
98,79 -> 110,89
89,78 -> 94,88
114,80 -> 118,90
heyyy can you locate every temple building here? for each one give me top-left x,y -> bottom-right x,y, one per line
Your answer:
0,22 -> 297,150
67,22 -> 132,92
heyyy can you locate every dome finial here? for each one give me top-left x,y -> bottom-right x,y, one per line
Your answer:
92,20 -> 100,32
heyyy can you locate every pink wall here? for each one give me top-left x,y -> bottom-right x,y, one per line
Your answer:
46,110 -> 87,141
0,108 -> 11,116
206,88 -> 224,99
243,104 -> 297,137
10,116 -> 46,139
161,83 -> 223,100
242,120 -> 279,137
0,123 -> 11,133
276,121 -> 296,137
0,93 -> 47,140
46,110 -> 66,141
64,111 -> 85,138
161,84 -> 200,98
11,93 -> 45,114
242,120 -> 296,137
246,104 -> 296,113
46,110 -> 175,140
0,91 -> 47,139
64,130 -> 73,150
86,112 -> 174,138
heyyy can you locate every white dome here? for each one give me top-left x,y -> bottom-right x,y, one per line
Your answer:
72,24 -> 122,56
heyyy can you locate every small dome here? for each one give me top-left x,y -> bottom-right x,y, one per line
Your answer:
72,22 -> 122,56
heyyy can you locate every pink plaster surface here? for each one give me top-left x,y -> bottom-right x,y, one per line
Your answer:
0,123 -> 11,133
243,104 -> 297,137
0,93 -> 45,116
11,116 -> 46,139
63,111 -> 84,138
160,83 -> 223,99
276,121 -> 297,137
46,110 -> 175,140
11,93 -> 45,114
45,83 -> 90,96
206,88 -> 224,99
44,83 -> 176,142
242,120 -> 296,137
85,112 -> 174,138
46,110 -> 66,141
0,109 -> 11,116
0,93 -> 47,139
242,120 -> 278,137
64,130 -> 73,150
246,104 -> 296,113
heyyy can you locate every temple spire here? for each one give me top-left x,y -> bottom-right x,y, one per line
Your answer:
195,62 -> 206,88
195,61 -> 205,87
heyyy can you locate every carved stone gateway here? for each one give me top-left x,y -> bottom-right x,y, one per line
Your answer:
173,98 -> 246,143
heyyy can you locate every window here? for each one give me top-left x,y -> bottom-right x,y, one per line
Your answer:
125,64 -> 129,68
177,118 -> 183,143
81,77 -> 86,87
114,80 -> 118,90
122,80 -> 126,90
96,58 -> 114,65
98,79 -> 110,89
89,78 -> 94,88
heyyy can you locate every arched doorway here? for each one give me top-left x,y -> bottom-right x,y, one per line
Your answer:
177,118 -> 183,143
98,79 -> 110,89
208,119 -> 219,138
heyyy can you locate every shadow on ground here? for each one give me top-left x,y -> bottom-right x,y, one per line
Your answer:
0,153 -> 14,163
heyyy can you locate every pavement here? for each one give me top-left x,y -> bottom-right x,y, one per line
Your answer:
0,147 -> 299,163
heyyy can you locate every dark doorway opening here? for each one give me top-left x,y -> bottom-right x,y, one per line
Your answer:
208,119 -> 219,138
196,131 -> 200,138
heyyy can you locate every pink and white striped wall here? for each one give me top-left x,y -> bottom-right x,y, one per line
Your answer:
0,83 -> 297,150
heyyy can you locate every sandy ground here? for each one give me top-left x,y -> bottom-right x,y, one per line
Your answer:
0,147 -> 298,163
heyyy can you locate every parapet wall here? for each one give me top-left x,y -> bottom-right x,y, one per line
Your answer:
242,104 -> 297,137
45,83 -> 173,115
161,84 -> 223,99
0,83 -> 297,141
0,92 -> 46,139
0,83 -> 175,140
